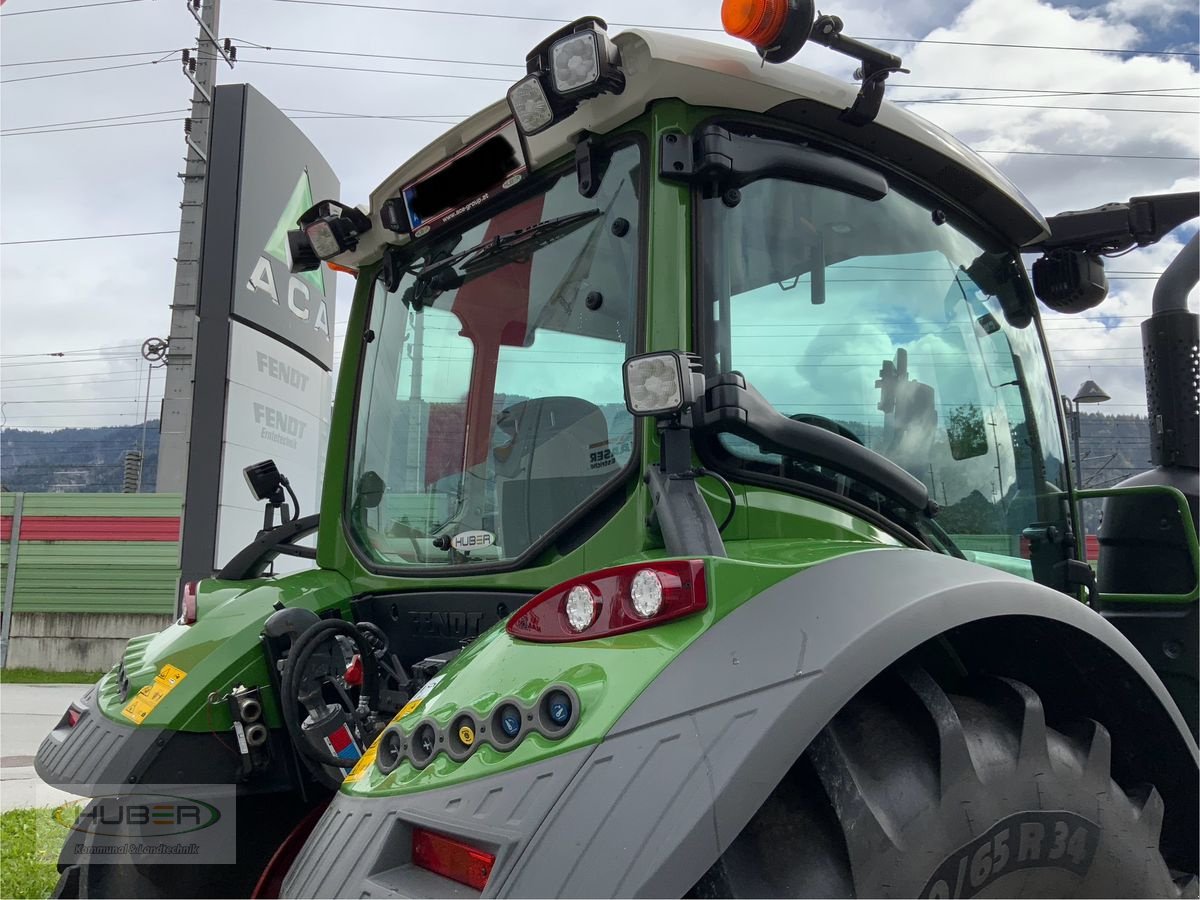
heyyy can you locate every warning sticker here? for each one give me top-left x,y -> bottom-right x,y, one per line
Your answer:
121,663 -> 188,725
392,674 -> 444,723
343,740 -> 378,783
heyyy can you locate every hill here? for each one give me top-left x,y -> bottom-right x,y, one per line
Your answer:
1,422 -> 161,493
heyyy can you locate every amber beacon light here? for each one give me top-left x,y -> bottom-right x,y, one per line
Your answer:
721,0 -> 815,62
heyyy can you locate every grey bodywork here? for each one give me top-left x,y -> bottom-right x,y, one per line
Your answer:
283,549 -> 1197,898
34,684 -> 166,794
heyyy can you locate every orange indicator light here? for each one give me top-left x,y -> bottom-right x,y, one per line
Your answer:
722,0 -> 789,48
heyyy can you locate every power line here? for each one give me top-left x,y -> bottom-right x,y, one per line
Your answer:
0,230 -> 178,246
0,60 -> 160,85
974,149 -> 1198,161
254,0 -> 1200,56
0,343 -> 142,359
900,99 -> 1200,114
231,58 -> 511,83
0,49 -> 177,67
2,118 -> 189,137
0,0 -> 146,16
0,110 -> 185,131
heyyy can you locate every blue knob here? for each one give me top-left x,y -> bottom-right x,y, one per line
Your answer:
547,691 -> 571,726
500,708 -> 521,738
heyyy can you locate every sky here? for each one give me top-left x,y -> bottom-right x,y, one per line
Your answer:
0,0 -> 1197,436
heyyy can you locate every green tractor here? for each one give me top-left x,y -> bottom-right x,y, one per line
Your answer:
38,2 -> 1199,897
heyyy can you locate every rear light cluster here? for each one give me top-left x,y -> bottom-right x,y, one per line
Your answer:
376,684 -> 580,775
178,580 -> 200,626
412,828 -> 495,891
506,560 -> 707,642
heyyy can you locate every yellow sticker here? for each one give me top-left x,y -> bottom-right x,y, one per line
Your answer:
120,663 -> 189,725
458,725 -> 475,746
157,664 -> 187,687
395,698 -> 422,721
343,740 -> 378,783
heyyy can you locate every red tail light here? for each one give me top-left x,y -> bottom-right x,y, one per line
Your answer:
66,706 -> 82,728
179,581 -> 199,625
411,828 -> 494,891
506,560 -> 707,643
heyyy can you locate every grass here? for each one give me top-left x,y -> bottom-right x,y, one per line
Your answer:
0,668 -> 104,685
0,806 -> 76,899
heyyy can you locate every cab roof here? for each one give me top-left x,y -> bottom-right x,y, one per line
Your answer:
341,27 -> 1049,268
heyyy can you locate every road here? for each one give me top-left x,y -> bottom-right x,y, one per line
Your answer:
1,683 -> 90,811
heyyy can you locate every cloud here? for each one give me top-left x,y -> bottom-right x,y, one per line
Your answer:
1,0 -> 1196,433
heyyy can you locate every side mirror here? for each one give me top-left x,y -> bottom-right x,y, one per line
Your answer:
946,403 -> 989,461
356,470 -> 386,510
1031,249 -> 1108,313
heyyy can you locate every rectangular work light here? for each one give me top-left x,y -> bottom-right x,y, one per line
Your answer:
295,199 -> 373,262
506,17 -> 625,136
623,351 -> 705,418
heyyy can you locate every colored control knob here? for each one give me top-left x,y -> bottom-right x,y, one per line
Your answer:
546,690 -> 571,726
499,707 -> 522,738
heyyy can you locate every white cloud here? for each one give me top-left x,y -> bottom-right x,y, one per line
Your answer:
1,0 -> 1196,433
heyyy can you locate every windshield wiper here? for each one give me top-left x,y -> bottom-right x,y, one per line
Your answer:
406,209 -> 602,305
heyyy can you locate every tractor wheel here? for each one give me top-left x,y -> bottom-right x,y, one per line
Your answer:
50,791 -> 315,899
691,663 -> 1194,898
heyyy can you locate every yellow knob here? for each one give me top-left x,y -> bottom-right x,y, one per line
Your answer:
458,725 -> 475,746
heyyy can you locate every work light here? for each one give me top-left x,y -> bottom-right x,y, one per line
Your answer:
506,17 -> 625,136
287,229 -> 321,273
623,351 -> 704,417
243,459 -> 284,502
295,199 -> 372,261
506,74 -> 555,135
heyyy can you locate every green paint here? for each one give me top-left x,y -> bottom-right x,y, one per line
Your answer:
342,548 -> 881,797
93,571 -> 353,731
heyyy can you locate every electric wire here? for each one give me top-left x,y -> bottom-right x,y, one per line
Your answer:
0,60 -> 161,85
0,0 -> 146,16
0,50 -> 178,67
0,230 -> 178,246
253,0 -> 1200,56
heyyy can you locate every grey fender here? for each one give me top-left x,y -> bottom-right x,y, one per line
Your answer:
497,548 -> 1198,898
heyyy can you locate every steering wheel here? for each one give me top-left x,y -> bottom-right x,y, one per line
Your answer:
788,413 -> 865,446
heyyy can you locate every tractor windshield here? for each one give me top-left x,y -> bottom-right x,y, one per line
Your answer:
698,156 -> 1070,573
349,141 -> 642,569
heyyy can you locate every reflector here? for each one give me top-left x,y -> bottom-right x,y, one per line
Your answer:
179,581 -> 199,625
411,828 -> 495,891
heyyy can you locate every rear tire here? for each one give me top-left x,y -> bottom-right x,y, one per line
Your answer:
691,663 -> 1192,898
50,791 -> 316,899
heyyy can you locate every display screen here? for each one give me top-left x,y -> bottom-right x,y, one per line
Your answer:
401,120 -> 527,235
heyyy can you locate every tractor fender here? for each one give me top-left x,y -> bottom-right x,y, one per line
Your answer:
497,548 -> 1198,898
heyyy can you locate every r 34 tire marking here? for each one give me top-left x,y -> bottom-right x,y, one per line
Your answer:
921,810 -> 1100,899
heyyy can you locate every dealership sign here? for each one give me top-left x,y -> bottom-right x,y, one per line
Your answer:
180,84 -> 338,585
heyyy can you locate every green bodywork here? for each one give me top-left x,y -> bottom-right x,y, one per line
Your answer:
89,102 -> 1112,801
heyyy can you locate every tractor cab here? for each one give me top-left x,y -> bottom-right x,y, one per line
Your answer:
37,3 -> 1198,899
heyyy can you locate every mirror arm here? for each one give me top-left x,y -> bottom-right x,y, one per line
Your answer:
659,124 -> 889,200
699,372 -> 934,515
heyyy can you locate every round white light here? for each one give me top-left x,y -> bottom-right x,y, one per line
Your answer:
630,569 -> 663,618
564,585 -> 598,632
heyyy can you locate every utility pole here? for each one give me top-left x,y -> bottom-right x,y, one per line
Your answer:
157,0 -> 234,493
